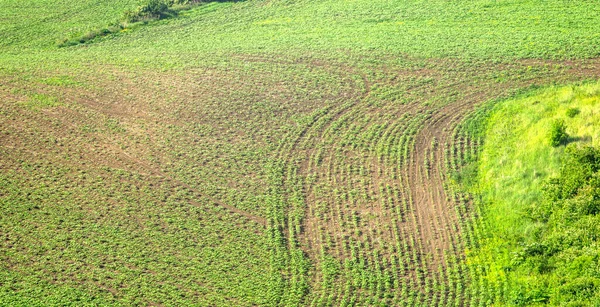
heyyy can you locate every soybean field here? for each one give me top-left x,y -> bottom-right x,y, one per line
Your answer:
1,0 -> 600,306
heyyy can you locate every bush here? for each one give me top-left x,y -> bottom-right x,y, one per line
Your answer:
549,120 -> 569,147
123,0 -> 176,23
566,108 -> 580,118
558,278 -> 599,301
141,0 -> 170,17
555,145 -> 600,199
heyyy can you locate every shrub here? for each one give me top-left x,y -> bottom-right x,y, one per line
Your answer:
141,0 -> 170,17
123,0 -> 176,23
558,278 -> 599,301
549,120 -> 568,147
566,108 -> 580,118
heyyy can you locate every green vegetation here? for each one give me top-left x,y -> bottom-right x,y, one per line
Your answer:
463,82 -> 600,305
1,0 -> 600,305
0,0 -> 140,50
566,107 -> 580,118
58,0 -> 205,47
549,120 -> 569,147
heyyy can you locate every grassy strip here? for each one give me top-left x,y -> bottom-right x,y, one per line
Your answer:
57,0 -> 203,47
463,81 -> 600,305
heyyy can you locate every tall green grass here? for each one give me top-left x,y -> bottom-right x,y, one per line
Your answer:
467,81 -> 600,305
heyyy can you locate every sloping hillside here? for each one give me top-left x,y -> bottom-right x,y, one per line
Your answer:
1,0 -> 599,305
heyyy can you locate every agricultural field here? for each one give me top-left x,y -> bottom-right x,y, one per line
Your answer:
1,0 -> 599,306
